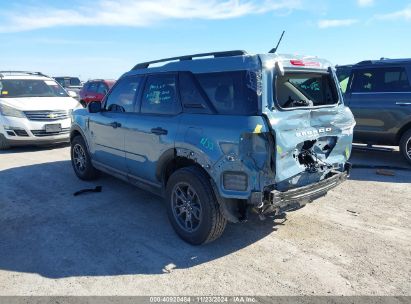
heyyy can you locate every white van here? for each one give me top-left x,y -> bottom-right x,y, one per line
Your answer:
0,71 -> 82,149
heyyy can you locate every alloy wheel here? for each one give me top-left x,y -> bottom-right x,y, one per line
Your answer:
171,182 -> 202,232
73,144 -> 87,173
406,137 -> 411,160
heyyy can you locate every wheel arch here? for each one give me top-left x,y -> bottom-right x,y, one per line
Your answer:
158,148 -> 245,223
156,148 -> 212,188
397,120 -> 411,144
69,126 -> 92,154
70,125 -> 87,143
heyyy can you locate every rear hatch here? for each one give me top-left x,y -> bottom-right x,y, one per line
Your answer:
261,55 -> 355,191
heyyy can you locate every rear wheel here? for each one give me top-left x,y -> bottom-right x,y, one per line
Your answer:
71,135 -> 99,180
80,100 -> 87,108
165,166 -> 227,245
399,129 -> 411,165
0,134 -> 11,150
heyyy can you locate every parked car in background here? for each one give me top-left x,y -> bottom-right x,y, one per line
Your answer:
70,51 -> 355,244
54,76 -> 83,101
79,79 -> 115,107
337,58 -> 411,164
0,71 -> 82,149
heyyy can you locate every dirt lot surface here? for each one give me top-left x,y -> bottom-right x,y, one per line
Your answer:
0,144 -> 410,296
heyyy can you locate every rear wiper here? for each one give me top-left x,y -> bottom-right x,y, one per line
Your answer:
294,100 -> 311,107
286,99 -> 313,108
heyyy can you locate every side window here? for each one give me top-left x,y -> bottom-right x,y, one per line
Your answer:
87,82 -> 98,93
194,71 -> 259,115
141,74 -> 181,115
105,76 -> 142,112
382,67 -> 411,92
179,72 -> 213,114
353,67 -> 411,93
97,83 -> 108,95
336,67 -> 352,93
352,69 -> 377,93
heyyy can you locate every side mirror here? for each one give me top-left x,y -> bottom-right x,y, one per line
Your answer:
88,101 -> 102,113
67,90 -> 78,98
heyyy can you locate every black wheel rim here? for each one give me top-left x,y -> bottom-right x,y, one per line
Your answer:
171,182 -> 202,232
406,137 -> 411,160
73,144 -> 87,173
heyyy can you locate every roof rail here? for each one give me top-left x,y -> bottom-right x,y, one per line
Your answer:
132,50 -> 247,70
85,79 -> 116,82
0,71 -> 49,78
356,60 -> 373,65
356,58 -> 411,66
54,76 -> 79,78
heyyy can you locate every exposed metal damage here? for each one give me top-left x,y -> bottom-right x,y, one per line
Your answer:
171,54 -> 356,224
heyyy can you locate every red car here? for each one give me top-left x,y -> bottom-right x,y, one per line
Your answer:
79,79 -> 116,107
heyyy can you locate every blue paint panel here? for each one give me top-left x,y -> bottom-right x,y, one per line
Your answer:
72,52 -> 355,202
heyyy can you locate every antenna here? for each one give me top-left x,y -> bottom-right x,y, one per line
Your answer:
268,30 -> 285,54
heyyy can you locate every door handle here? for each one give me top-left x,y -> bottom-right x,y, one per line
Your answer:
108,122 -> 122,128
396,102 -> 411,106
151,127 -> 168,135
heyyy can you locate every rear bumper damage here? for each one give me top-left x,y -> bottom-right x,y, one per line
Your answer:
259,163 -> 351,215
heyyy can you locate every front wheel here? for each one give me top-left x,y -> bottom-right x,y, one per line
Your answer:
71,135 -> 99,180
165,166 -> 227,245
399,129 -> 411,165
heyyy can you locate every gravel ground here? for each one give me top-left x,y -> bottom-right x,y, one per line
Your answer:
0,144 -> 410,296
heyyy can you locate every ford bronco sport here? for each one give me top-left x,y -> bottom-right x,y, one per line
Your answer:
70,51 -> 355,244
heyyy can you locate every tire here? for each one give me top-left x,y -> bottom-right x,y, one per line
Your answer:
399,129 -> 411,165
165,166 -> 227,245
80,100 -> 87,108
71,135 -> 99,180
0,134 -> 11,150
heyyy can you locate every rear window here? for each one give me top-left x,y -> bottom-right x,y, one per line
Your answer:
0,79 -> 68,98
275,72 -> 339,109
194,71 -> 259,115
55,77 -> 81,87
86,82 -> 98,93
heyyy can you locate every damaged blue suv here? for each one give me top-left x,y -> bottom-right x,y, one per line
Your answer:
70,50 -> 355,244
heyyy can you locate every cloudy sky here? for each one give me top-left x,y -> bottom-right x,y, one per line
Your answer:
1,0 -> 410,79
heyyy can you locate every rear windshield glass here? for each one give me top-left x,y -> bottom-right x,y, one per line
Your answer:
0,79 -> 68,98
55,77 -> 81,87
275,72 -> 339,109
194,71 -> 259,115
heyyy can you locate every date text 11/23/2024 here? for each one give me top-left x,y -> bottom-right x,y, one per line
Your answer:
149,296 -> 257,303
